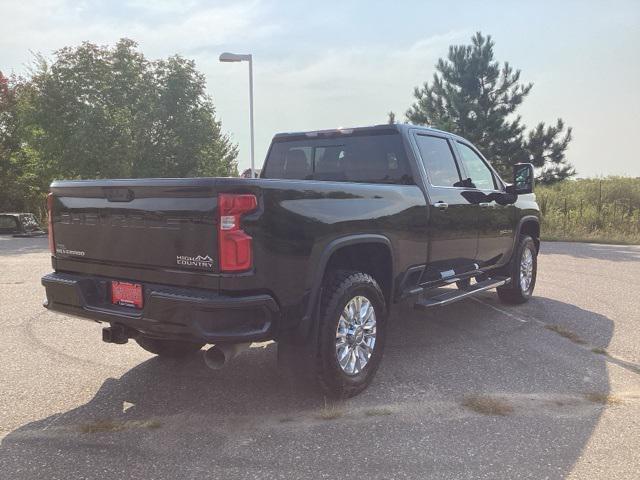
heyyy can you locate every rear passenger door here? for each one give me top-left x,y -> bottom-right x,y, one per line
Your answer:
454,141 -> 514,267
412,132 -> 479,281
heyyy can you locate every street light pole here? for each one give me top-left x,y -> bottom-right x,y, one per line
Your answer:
248,55 -> 255,179
219,52 -> 255,178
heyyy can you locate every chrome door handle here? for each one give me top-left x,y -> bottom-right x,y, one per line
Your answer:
433,201 -> 449,210
478,202 -> 492,208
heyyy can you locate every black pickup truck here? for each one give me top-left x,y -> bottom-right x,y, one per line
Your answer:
42,124 -> 539,397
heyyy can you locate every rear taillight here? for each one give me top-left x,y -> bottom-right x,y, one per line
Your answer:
47,193 -> 55,255
218,193 -> 257,272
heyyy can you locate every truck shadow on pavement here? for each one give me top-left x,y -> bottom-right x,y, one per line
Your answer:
1,296 -> 617,479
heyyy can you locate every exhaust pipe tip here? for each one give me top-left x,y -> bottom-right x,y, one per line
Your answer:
204,343 -> 251,370
203,345 -> 227,370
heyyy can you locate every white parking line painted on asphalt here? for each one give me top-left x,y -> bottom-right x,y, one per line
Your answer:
472,295 -> 640,377
471,297 -> 529,324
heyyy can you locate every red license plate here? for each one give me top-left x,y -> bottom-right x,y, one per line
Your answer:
111,281 -> 143,308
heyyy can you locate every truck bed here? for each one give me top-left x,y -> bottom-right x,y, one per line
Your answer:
48,176 -> 428,333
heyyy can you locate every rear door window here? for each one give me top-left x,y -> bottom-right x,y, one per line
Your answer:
262,131 -> 413,184
414,134 -> 461,187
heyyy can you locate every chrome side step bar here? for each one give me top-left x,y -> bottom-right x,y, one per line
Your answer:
414,276 -> 510,310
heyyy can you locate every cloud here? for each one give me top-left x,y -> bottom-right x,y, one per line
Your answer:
250,30 -> 471,122
0,0 -> 277,72
201,30 -> 471,170
0,1 -> 471,171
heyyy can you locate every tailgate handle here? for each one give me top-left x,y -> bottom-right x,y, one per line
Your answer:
104,188 -> 135,202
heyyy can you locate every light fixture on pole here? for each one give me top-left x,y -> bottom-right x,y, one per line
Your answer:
219,52 -> 255,178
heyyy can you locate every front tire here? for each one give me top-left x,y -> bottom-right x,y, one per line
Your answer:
135,336 -> 204,357
497,235 -> 537,304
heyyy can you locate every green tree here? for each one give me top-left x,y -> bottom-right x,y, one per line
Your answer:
24,39 -> 237,181
406,32 -> 573,184
0,71 -> 21,210
0,71 -> 42,213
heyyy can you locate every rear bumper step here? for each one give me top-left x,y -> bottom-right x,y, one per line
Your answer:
414,276 -> 510,309
42,272 -> 278,343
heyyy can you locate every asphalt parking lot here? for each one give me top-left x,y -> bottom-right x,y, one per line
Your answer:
1,236 -> 639,479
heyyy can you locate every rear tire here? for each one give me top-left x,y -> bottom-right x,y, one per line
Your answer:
277,270 -> 387,398
315,270 -> 387,398
135,336 -> 204,357
497,235 -> 537,304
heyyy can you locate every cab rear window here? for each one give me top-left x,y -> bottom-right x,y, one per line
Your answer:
262,131 -> 414,185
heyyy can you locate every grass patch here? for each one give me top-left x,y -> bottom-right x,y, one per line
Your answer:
462,394 -> 514,416
79,419 -> 123,433
545,324 -> 586,345
79,419 -> 162,433
536,177 -> 640,246
364,407 -> 393,417
591,347 -> 609,356
584,392 -> 624,406
315,404 -> 345,420
143,420 -> 162,429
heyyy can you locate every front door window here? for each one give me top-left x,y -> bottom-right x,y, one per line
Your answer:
456,142 -> 496,190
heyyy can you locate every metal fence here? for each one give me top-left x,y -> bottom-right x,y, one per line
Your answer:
537,180 -> 640,238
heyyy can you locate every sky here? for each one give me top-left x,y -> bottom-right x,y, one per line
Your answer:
1,0 -> 639,177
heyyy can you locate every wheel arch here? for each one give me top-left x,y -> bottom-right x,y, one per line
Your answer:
518,216 -> 541,252
303,234 -> 394,326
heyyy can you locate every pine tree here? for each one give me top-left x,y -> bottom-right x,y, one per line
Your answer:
387,111 -> 396,124
406,32 -> 573,184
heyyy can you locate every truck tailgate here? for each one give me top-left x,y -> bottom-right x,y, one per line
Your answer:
50,179 -> 221,277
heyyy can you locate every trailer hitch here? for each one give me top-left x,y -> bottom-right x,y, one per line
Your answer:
102,324 -> 134,344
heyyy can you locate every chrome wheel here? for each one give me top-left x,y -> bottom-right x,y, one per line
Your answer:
520,246 -> 534,292
335,295 -> 377,376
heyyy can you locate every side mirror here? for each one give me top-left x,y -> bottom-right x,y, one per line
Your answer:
506,163 -> 534,195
